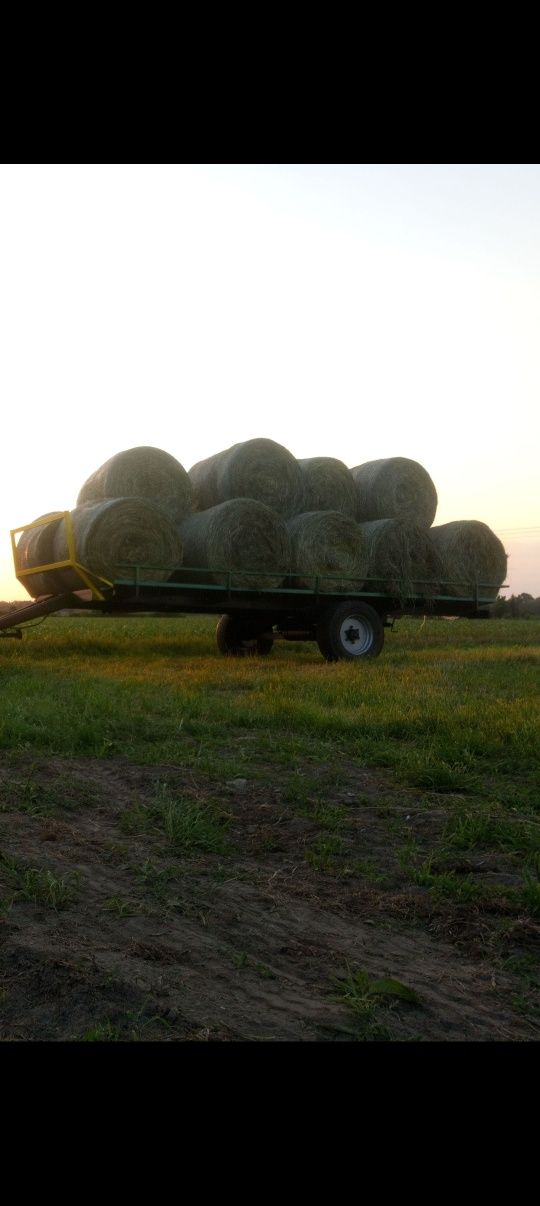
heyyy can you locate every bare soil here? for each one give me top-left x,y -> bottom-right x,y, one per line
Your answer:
0,754 -> 538,1042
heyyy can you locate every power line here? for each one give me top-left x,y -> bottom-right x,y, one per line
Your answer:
495,527 -> 540,536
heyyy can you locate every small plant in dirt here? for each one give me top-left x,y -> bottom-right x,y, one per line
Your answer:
133,859 -> 179,902
119,785 -> 228,856
445,807 -> 540,859
0,770 -> 100,817
254,961 -> 276,979
283,775 -> 325,807
333,964 -> 421,1040
81,1020 -> 122,1042
520,870 -> 540,917
102,896 -> 141,917
503,953 -> 540,1022
305,833 -> 345,872
232,951 -> 276,978
348,857 -> 388,884
159,798 -> 224,852
0,854 -> 80,910
397,843 -> 482,903
295,800 -> 347,831
400,756 -> 480,794
412,861 -> 481,903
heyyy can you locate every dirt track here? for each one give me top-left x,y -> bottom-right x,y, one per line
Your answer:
1,755 -> 538,1042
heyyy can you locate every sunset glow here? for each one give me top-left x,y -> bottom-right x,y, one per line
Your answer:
1,164 -> 538,599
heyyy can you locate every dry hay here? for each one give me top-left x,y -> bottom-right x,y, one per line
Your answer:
429,521 -> 508,599
351,457 -> 438,527
286,511 -> 369,591
360,518 -> 444,599
296,458 -> 357,518
15,513 -> 66,598
52,498 -> 183,589
77,446 -> 194,523
172,498 -> 291,589
188,438 -> 304,517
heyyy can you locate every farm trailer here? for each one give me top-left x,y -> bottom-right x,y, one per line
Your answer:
0,514 -> 503,661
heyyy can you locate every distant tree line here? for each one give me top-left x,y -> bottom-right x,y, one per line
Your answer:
491,593 -> 540,618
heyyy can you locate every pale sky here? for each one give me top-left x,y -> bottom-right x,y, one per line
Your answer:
1,163 -> 538,599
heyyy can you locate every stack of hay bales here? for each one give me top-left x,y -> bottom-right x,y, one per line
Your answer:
188,442 -> 367,592
347,458 -> 506,600
351,458 -> 441,597
15,438 -> 508,604
17,447 -> 189,597
188,438 -> 304,517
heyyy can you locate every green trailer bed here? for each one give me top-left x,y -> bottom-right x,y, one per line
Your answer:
0,562 -> 502,661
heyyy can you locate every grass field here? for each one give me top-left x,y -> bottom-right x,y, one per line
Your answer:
0,614 -> 538,1041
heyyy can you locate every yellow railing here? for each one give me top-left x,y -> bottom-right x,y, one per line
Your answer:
11,512 -> 112,602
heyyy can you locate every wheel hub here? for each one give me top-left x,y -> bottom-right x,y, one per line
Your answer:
339,616 -> 372,655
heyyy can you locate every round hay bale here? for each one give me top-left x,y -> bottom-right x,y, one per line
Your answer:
77,446 -> 194,523
351,458 -> 438,527
173,498 -> 291,589
189,438 -> 304,517
16,512 -> 66,598
360,518 -> 444,598
428,521 -> 507,599
187,451 -> 222,513
296,458 -> 357,518
286,511 -> 369,591
52,498 -> 183,589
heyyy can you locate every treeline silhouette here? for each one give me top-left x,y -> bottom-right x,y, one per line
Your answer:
491,593 -> 540,618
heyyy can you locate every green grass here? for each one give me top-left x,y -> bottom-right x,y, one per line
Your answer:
119,782 -> 229,855
0,854 -> 80,910
0,769 -> 100,816
444,807 -> 540,860
1,614 -> 538,927
0,618 -> 537,796
81,1021 -> 122,1042
1,621 -> 538,808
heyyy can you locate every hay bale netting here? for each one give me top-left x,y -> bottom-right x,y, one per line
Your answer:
286,511 -> 369,591
15,512 -> 66,598
429,521 -> 508,600
77,446 -> 194,524
351,458 -> 438,527
51,498 -> 184,590
172,498 -> 291,589
189,438 -> 304,518
296,458 -> 358,518
360,518 -> 444,598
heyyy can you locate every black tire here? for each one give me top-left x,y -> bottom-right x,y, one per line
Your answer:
315,627 -> 335,661
216,614 -> 274,657
316,601 -> 384,662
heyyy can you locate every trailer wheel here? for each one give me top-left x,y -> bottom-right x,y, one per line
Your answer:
316,601 -> 384,662
216,615 -> 274,657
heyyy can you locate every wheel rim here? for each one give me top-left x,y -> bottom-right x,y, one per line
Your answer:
338,615 -> 373,655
